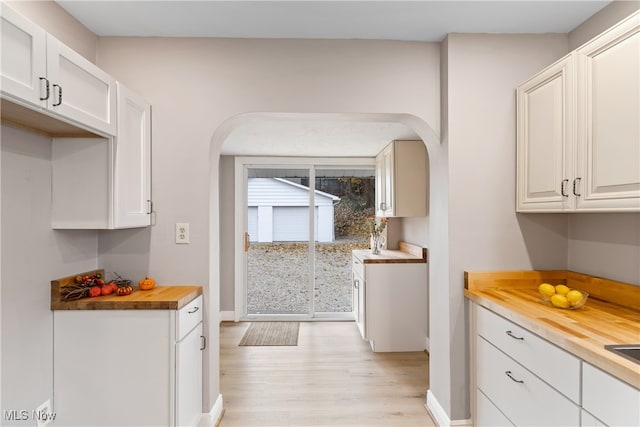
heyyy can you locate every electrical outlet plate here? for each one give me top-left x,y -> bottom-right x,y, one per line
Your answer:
176,222 -> 190,244
35,399 -> 53,427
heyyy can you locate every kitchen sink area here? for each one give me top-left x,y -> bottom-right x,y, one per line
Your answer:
605,345 -> 640,365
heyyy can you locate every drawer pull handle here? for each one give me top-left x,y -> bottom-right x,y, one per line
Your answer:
506,330 -> 524,341
200,335 -> 206,351
188,306 -> 199,314
573,177 -> 582,197
505,371 -> 524,384
39,77 -> 50,100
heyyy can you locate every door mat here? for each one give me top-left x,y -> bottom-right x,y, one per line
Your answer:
239,322 -> 299,346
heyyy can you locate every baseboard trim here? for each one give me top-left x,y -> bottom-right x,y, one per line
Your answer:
199,394 -> 224,427
219,311 -> 235,322
426,390 -> 472,427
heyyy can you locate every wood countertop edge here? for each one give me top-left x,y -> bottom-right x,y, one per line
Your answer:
51,285 -> 203,311
465,289 -> 640,389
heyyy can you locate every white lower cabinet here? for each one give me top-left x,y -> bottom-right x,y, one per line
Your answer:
581,410 -> 606,427
476,389 -> 513,427
472,304 -> 580,426
477,336 -> 579,426
53,295 -> 203,426
352,251 -> 427,352
472,303 -> 640,427
582,362 -> 640,427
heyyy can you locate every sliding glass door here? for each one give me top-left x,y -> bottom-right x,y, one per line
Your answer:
238,159 -> 374,320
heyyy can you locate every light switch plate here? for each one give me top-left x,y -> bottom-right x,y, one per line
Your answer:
176,222 -> 190,244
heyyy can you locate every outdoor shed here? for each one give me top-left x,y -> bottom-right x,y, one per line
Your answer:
248,178 -> 340,243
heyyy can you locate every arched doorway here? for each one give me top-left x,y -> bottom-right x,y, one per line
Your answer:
207,112 -> 444,422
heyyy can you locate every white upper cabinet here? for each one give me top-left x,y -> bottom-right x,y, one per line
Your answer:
52,84 -> 152,230
113,83 -> 152,228
375,140 -> 427,217
517,11 -> 639,212
45,35 -> 117,136
517,54 -> 575,211
575,13 -> 640,211
0,3 -> 116,136
0,3 -> 46,106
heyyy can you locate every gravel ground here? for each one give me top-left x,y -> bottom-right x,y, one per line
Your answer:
247,240 -> 369,314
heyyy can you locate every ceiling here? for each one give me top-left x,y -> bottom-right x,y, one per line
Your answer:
55,1 -> 610,157
56,1 -> 610,41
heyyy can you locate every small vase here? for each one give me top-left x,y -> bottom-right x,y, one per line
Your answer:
371,234 -> 381,255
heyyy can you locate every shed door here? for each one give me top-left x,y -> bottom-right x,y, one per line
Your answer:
272,207 -> 317,241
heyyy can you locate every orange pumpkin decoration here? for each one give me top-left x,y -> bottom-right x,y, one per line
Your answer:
138,277 -> 156,291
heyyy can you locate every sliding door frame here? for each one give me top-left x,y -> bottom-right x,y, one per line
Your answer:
233,156 -> 375,321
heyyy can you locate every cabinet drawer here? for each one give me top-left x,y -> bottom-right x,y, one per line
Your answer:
477,336 -> 580,426
476,306 -> 580,403
177,295 -> 203,341
476,390 -> 513,427
582,362 -> 640,427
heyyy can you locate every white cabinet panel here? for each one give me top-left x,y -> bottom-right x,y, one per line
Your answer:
576,13 -> 640,211
0,3 -> 46,106
476,305 -> 580,403
476,390 -> 514,427
517,54 -> 574,211
113,83 -> 151,228
1,3 -> 116,136
46,34 -> 116,136
352,251 -> 427,352
581,409 -> 606,427
582,362 -> 640,427
476,336 -> 580,427
375,140 -> 427,217
517,11 -> 639,212
54,301 -> 203,427
177,322 -> 203,427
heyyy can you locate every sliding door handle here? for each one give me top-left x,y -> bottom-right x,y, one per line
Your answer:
244,232 -> 250,252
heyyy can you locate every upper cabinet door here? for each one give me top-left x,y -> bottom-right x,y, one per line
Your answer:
0,3 -> 46,107
113,83 -> 151,228
575,12 -> 640,211
46,35 -> 117,136
516,54 -> 575,212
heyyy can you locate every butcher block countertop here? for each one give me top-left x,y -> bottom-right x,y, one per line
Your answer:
465,270 -> 640,389
353,241 -> 427,264
51,269 -> 202,310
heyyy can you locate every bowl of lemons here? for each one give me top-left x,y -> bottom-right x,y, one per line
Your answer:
538,283 -> 588,309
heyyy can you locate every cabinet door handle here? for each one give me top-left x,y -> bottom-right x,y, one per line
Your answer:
200,335 -> 206,351
39,77 -> 50,100
188,306 -> 199,314
505,330 -> 524,341
354,279 -> 359,289
560,179 -> 569,197
146,199 -> 153,215
572,177 -> 581,197
380,202 -> 386,211
52,84 -> 63,106
505,370 -> 524,384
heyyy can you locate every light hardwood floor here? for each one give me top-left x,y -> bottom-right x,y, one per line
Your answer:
219,321 -> 436,427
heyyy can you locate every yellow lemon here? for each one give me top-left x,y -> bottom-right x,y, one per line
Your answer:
550,294 -> 570,308
538,283 -> 556,298
555,284 -> 571,295
567,290 -> 584,306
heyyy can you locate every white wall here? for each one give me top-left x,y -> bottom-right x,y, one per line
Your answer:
219,156 -> 235,312
439,33 -> 570,420
94,36 -> 441,413
1,126 -> 98,423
